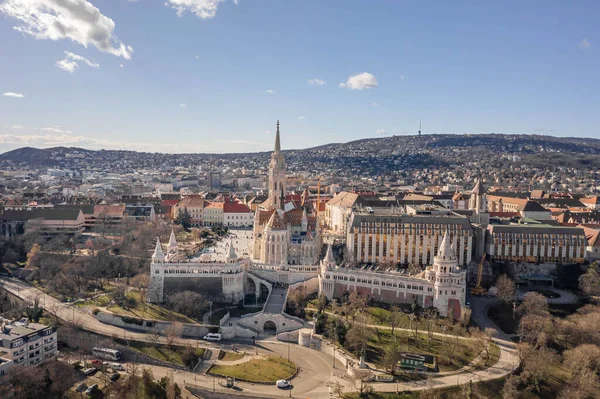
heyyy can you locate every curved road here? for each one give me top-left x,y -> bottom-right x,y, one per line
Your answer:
0,277 -> 519,398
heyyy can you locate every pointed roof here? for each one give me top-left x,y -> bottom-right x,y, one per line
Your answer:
266,210 -> 286,230
152,238 -> 165,260
274,120 -> 281,154
324,244 -> 335,264
472,178 -> 485,195
168,229 -> 178,250
301,208 -> 308,224
437,229 -> 456,261
227,239 -> 238,260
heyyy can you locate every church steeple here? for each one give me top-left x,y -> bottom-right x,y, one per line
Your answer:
274,120 -> 281,154
266,120 -> 286,210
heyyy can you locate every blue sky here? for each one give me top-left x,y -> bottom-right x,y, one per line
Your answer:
0,0 -> 598,153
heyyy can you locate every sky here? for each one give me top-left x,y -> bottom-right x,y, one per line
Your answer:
0,0 -> 598,154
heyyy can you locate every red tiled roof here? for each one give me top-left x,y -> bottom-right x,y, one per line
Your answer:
162,199 -> 179,206
223,202 -> 251,213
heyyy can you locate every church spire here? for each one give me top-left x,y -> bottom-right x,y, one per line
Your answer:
274,120 -> 281,154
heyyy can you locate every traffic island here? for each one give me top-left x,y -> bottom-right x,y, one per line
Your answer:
207,355 -> 298,384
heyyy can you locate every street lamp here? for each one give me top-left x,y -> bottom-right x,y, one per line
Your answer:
512,301 -> 516,320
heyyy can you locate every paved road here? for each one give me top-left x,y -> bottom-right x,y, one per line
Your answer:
1,277 -> 520,398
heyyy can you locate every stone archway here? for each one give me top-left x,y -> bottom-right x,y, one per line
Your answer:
259,283 -> 270,302
263,320 -> 277,335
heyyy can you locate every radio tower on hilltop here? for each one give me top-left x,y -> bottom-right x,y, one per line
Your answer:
418,119 -> 422,136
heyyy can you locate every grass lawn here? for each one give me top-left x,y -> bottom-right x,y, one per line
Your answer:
219,351 -> 245,361
125,340 -> 205,368
471,341 -> 501,371
106,291 -> 195,323
209,306 -> 262,325
209,356 -> 296,383
366,329 -> 479,373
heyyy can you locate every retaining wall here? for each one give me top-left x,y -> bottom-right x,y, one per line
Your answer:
94,311 -> 210,338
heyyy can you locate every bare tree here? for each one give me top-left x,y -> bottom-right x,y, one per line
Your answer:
470,327 -> 495,366
423,308 -> 438,349
25,242 -> 41,269
519,292 -> 549,316
147,327 -> 162,345
459,306 -> 472,329
579,262 -> 600,297
345,313 -> 374,360
388,305 -> 402,336
519,343 -> 557,393
131,273 -> 150,311
495,274 -> 516,304
165,322 -> 183,348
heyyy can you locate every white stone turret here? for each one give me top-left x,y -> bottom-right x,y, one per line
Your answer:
323,244 -> 336,268
167,229 -> 178,254
152,238 -> 165,263
227,239 -> 238,263
427,229 -> 466,318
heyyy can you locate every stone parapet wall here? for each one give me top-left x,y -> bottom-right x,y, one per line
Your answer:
94,311 -> 210,338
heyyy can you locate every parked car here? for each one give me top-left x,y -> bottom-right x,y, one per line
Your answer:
110,362 -> 124,371
91,359 -> 102,367
75,383 -> 87,392
276,379 -> 291,389
84,384 -> 98,395
83,368 -> 97,375
110,373 -> 120,382
203,333 -> 222,342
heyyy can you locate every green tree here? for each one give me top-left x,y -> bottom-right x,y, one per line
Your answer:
175,207 -> 192,230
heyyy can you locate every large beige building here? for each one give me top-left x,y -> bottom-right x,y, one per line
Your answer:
346,211 -> 473,267
486,225 -> 587,264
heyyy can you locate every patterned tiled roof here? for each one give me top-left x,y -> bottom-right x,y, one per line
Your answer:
266,211 -> 287,230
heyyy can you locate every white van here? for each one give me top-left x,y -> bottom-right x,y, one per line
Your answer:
203,333 -> 222,342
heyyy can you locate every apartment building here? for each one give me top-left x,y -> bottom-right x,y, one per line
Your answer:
0,318 -> 58,373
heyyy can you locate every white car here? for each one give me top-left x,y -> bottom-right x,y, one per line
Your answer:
110,362 -> 124,371
276,379 -> 291,389
203,333 -> 222,342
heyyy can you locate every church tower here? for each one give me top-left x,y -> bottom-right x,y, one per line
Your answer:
267,121 -> 286,209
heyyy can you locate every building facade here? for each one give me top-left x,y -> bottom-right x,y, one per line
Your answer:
319,230 -> 466,317
0,319 -> 58,372
486,225 -> 587,264
346,212 -> 473,267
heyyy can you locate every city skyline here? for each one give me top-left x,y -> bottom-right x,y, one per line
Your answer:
1,0 -> 598,153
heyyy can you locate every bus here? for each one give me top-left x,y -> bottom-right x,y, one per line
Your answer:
93,347 -> 122,361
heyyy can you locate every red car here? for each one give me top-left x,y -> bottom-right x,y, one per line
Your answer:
91,359 -> 102,367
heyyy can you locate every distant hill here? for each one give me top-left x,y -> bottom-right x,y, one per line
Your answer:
1,133 -> 599,170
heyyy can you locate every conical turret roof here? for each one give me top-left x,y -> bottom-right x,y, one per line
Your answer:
227,239 -> 238,260
437,229 -> 456,261
168,229 -> 178,250
152,238 -> 165,260
324,244 -> 335,264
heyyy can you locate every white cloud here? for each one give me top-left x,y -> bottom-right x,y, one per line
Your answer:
56,51 -> 99,73
339,72 -> 378,90
180,104 -> 187,108
370,101 -> 379,107
0,0 -> 133,59
3,92 -> 25,98
195,55 -> 200,59
580,38 -> 591,50
41,127 -> 72,134
120,64 -> 124,68
265,89 -> 275,94
166,0 -> 225,19
56,59 -> 79,73
11,124 -> 24,129
265,130 -> 271,135
376,129 -> 387,135
308,78 -> 326,86
297,116 -> 305,120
